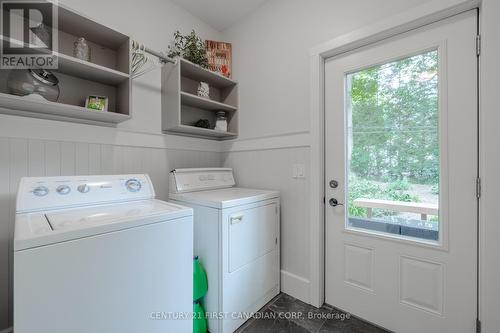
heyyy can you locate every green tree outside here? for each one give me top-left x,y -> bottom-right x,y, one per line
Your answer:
346,50 -> 439,221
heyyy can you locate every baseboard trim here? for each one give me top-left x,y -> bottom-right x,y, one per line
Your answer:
280,270 -> 310,304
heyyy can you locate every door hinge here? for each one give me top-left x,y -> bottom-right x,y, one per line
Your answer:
476,177 -> 482,199
476,34 -> 481,56
323,196 -> 325,204
476,318 -> 481,333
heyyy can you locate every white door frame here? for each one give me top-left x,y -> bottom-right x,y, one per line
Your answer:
307,0 -> 481,308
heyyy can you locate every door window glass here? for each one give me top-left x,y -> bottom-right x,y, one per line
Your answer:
345,50 -> 439,241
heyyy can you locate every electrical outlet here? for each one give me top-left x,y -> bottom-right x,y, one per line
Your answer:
292,164 -> 305,179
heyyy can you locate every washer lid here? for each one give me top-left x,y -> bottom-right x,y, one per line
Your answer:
46,200 -> 178,231
169,187 -> 279,209
14,199 -> 193,251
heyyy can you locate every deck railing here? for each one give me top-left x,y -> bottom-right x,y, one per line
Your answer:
353,198 -> 438,221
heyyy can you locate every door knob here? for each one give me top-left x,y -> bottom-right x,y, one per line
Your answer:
329,198 -> 344,207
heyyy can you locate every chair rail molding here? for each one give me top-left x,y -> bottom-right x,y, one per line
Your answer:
308,0 -> 480,308
221,130 -> 310,152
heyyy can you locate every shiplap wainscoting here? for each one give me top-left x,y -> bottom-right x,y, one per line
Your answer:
222,146 -> 311,301
0,137 -> 221,329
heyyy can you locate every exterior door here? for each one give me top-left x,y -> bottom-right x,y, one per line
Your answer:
324,11 -> 478,333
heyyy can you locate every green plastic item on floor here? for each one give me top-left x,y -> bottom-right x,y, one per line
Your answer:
193,256 -> 208,301
193,301 -> 207,333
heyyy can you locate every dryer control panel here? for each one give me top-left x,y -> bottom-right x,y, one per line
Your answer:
16,174 -> 155,213
170,168 -> 235,193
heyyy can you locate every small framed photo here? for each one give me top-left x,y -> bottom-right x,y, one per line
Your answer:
85,95 -> 108,111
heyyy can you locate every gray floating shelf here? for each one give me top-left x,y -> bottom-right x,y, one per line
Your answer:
180,92 -> 237,112
0,93 -> 130,126
170,125 -> 237,138
180,59 -> 236,88
57,53 -> 129,85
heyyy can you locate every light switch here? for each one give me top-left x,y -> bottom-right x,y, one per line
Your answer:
292,164 -> 305,179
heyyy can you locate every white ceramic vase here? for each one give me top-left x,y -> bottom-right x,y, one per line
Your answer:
197,81 -> 210,98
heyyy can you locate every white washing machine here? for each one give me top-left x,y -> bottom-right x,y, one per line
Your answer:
14,174 -> 193,333
169,168 -> 280,333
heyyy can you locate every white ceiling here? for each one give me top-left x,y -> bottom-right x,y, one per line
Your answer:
170,0 -> 270,31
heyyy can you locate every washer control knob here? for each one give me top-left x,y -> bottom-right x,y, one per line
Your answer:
33,186 -> 49,197
125,179 -> 141,192
56,185 -> 71,195
77,184 -> 90,193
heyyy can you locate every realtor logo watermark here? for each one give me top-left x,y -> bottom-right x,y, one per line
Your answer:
1,0 -> 58,69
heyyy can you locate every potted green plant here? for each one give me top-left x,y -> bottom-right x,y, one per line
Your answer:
168,30 -> 209,68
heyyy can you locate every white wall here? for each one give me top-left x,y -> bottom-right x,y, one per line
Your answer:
221,0 -> 433,303
222,0 -> 430,139
480,1 -> 500,332
0,0 -> 224,329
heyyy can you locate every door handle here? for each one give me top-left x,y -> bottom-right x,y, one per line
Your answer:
230,215 -> 244,225
329,198 -> 344,207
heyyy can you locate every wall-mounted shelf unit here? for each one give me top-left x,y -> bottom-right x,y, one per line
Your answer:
0,3 -> 131,126
162,58 -> 238,140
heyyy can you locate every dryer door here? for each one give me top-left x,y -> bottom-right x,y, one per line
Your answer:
228,203 -> 277,273
222,199 -> 280,333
